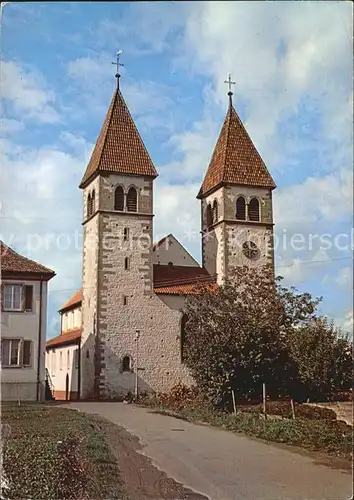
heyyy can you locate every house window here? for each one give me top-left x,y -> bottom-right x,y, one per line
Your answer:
114,186 -> 124,211
236,196 -> 246,220
248,198 -> 260,221
123,295 -> 128,306
127,187 -> 137,212
1,339 -> 31,367
124,257 -> 130,270
122,355 -> 131,372
1,339 -> 20,366
124,228 -> 129,241
52,351 -> 56,373
67,350 -> 70,370
3,284 -> 22,311
59,351 -> 63,371
71,310 -> 75,329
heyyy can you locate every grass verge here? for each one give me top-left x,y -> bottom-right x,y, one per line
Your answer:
1,404 -> 125,500
140,400 -> 353,462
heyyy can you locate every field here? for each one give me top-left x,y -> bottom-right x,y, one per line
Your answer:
1,403 -> 206,500
1,404 -> 124,500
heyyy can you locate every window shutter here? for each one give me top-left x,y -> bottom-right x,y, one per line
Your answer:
25,286 -> 33,311
23,341 -> 31,366
0,284 -> 3,312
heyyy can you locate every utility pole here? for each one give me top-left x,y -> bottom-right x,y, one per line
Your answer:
134,330 -> 140,400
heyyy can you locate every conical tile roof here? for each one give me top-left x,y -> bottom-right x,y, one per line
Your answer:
80,86 -> 158,188
198,95 -> 275,198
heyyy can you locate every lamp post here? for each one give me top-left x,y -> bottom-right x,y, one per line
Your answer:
134,330 -> 140,400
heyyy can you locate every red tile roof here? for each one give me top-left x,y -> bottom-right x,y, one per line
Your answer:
0,241 -> 55,278
80,87 -> 158,188
59,289 -> 82,312
153,264 -> 216,295
198,95 -> 276,198
46,329 -> 81,349
154,281 -> 218,295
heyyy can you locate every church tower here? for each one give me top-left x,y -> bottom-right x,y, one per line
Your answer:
79,68 -> 158,399
198,81 -> 276,284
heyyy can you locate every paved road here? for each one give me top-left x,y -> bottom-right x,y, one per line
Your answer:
69,402 -> 352,500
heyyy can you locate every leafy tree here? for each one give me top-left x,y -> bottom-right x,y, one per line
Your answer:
183,265 -> 322,407
288,317 -> 353,401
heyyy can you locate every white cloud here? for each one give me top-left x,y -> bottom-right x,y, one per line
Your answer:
1,136 -> 87,311
1,118 -> 24,134
154,180 -> 201,259
274,168 -> 353,230
335,266 -> 353,288
334,309 -> 354,335
342,310 -> 353,332
175,1 -> 352,176
1,60 -> 61,123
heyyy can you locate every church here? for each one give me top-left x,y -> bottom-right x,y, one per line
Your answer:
45,69 -> 276,401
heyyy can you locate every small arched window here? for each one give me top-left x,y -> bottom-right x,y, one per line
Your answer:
127,187 -> 137,212
91,190 -> 95,214
206,203 -> 213,229
124,257 -> 130,270
87,193 -> 92,217
122,355 -> 131,372
236,196 -> 246,220
248,198 -> 260,221
212,199 -> 218,224
114,186 -> 124,211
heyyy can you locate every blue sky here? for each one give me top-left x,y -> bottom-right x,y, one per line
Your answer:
1,1 -> 353,337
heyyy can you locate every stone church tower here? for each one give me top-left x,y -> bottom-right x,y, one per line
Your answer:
79,75 -> 193,399
198,90 -> 276,284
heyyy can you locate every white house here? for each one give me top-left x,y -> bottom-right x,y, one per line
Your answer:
45,290 -> 81,400
1,241 -> 55,402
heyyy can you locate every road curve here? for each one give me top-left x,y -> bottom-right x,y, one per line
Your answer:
68,402 -> 352,500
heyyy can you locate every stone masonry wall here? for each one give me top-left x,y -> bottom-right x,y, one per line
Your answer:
224,185 -> 274,274
81,176 -> 101,399
201,187 -> 226,283
95,174 -> 192,398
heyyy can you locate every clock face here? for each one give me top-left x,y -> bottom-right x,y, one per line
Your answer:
242,241 -> 260,260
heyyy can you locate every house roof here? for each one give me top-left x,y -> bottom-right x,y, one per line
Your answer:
59,289 -> 82,312
153,264 -> 216,295
198,94 -> 276,198
58,263 -> 216,316
154,281 -> 218,295
153,234 -> 172,251
46,329 -> 81,349
0,241 -> 55,278
79,86 -> 158,188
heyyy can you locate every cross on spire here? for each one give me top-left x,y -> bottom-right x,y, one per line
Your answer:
111,50 -> 124,89
224,73 -> 235,106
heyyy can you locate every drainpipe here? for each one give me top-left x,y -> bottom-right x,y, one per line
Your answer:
77,339 -> 81,400
36,278 -> 43,402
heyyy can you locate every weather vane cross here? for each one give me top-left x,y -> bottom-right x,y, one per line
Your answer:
112,50 -> 124,88
224,73 -> 235,93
